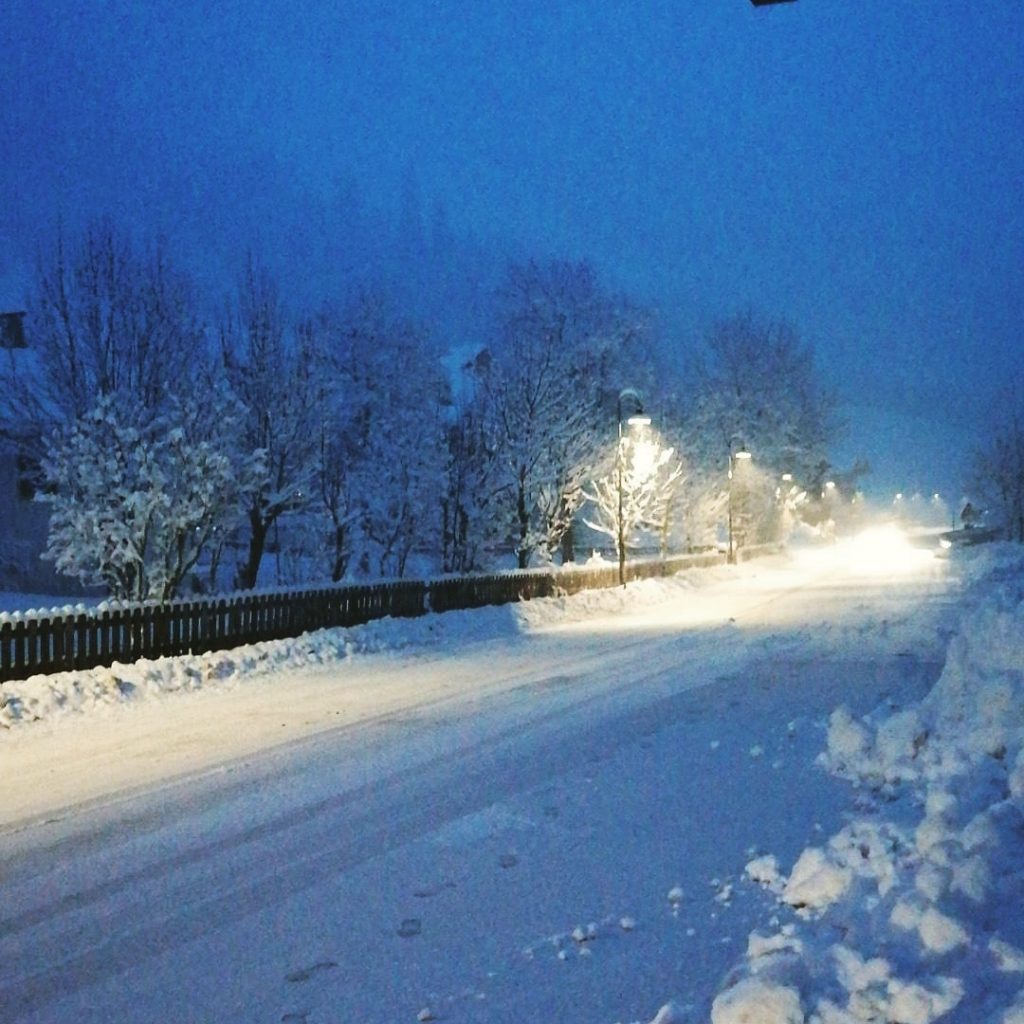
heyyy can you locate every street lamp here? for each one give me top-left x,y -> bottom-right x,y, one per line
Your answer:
728,440 -> 751,564
775,472 -> 795,540
617,388 -> 651,587
776,472 -> 793,501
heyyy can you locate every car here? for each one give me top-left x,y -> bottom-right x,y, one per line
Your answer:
937,527 -> 1000,555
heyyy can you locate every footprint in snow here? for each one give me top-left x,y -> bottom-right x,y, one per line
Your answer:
397,918 -> 423,938
285,961 -> 338,983
499,853 -> 519,869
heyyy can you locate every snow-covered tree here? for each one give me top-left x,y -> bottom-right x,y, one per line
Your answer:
583,432 -> 684,559
728,454 -> 776,550
475,259 -> 654,567
672,311 -> 841,548
673,470 -> 729,552
40,396 -> 259,600
220,257 -> 322,589
322,294 -> 448,578
440,386 -> 504,573
311,372 -> 361,582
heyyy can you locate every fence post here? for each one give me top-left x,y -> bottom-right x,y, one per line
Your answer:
12,620 -> 27,676
0,620 -> 12,681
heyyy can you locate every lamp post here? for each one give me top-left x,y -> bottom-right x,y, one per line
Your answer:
727,440 -> 751,564
617,388 -> 651,586
776,472 -> 794,541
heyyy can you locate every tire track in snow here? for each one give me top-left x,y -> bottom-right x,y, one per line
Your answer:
0,571 -> 955,1020
1,629 -> 765,1018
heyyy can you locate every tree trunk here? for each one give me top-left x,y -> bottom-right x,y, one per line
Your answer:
236,508 -> 269,590
516,476 -> 530,569
560,522 -> 575,564
440,497 -> 453,573
331,523 -> 348,582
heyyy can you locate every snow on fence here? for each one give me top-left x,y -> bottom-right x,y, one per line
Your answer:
0,548 -> 756,683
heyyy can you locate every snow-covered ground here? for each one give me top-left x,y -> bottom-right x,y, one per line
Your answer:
708,541 -> 1024,1024
1,533 -> 1021,1023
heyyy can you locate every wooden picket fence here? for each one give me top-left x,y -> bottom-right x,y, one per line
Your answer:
0,548 -> 762,684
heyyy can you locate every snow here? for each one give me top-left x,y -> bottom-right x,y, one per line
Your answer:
1,535 -> 1022,1023
0,591 -> 93,620
716,542 -> 1024,1024
781,846 -> 853,916
711,978 -> 804,1024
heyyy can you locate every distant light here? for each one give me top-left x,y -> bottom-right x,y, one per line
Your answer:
825,480 -> 836,490
932,493 -> 941,501
793,525 -> 934,578
632,438 -> 657,477
626,414 -> 651,428
781,473 -> 793,482
895,493 -> 903,501
734,449 -> 752,461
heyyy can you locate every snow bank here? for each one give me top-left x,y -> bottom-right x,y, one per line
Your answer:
0,571 -> 719,731
711,544 -> 1024,1024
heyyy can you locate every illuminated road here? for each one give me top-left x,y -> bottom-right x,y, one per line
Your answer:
0,540 -> 958,1023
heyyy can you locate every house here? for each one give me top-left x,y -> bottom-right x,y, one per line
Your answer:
0,310 -> 74,595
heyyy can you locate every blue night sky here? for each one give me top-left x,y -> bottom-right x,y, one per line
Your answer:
2,2 -> 1022,500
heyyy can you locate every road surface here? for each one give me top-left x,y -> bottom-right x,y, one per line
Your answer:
0,548 -> 957,1023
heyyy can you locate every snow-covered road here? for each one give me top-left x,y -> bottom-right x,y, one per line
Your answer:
0,544 -> 959,1023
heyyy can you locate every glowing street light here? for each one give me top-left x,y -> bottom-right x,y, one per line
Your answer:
617,388 -> 651,587
728,440 -> 751,565
775,472 -> 797,539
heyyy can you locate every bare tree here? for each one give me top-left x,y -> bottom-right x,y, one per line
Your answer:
682,311 -> 839,479
441,388 -> 504,574
314,389 -> 361,582
969,403 -> 1024,542
320,293 -> 448,578
0,220 -> 206,453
